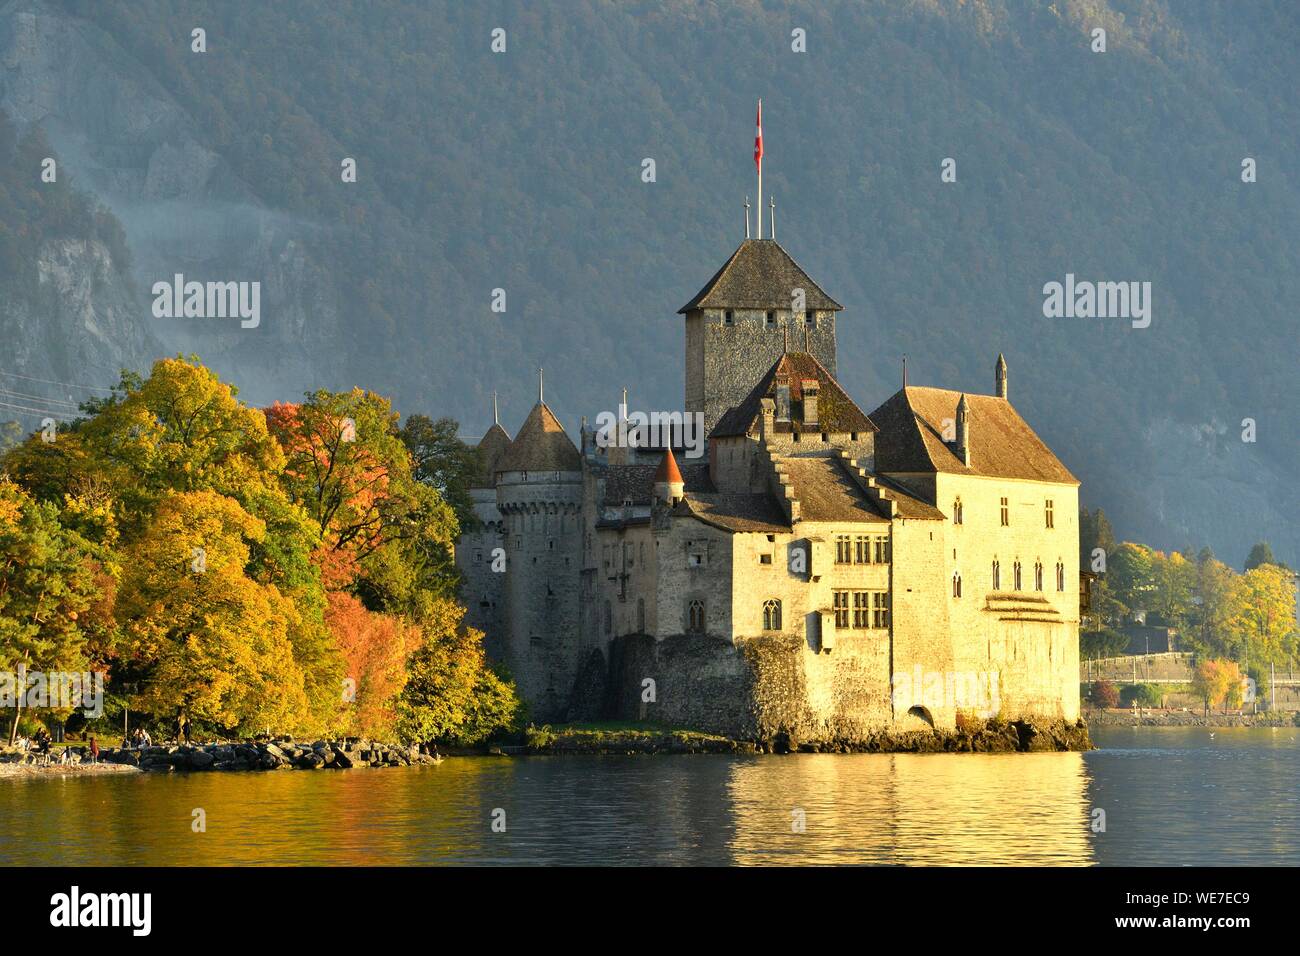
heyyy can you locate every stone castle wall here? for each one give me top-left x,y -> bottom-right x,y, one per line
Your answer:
685,308 -> 837,434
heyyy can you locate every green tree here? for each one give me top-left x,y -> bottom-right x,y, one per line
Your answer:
1245,541 -> 1277,571
397,414 -> 481,533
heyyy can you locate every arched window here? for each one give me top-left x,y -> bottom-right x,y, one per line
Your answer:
992,560 -> 1001,590
953,498 -> 963,525
1034,561 -> 1043,591
637,598 -> 646,632
687,600 -> 705,633
1013,561 -> 1023,591
952,572 -> 962,598
763,599 -> 782,631
1056,561 -> 1065,592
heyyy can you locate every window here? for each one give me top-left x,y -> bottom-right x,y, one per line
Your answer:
723,310 -> 734,326
603,601 -> 612,635
688,541 -> 708,567
855,535 -> 870,564
952,572 -> 962,598
763,599 -> 782,631
992,560 -> 1001,590
1000,497 -> 1009,526
836,535 -> 852,564
853,591 -> 869,628
1045,499 -> 1055,529
760,552 -> 772,565
1013,561 -> 1023,591
1034,561 -> 1044,591
765,310 -> 777,330
474,550 -> 482,563
874,536 -> 891,564
872,592 -> 890,629
1056,561 -> 1065,592
953,498 -> 963,525
805,312 -> 816,329
833,591 -> 849,628
687,600 -> 705,633
637,598 -> 646,632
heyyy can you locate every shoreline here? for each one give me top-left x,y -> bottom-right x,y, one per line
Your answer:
1084,708 -> 1300,729
2,718 -> 1096,776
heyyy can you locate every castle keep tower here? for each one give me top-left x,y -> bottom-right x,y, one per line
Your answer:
495,392 -> 584,721
680,241 -> 844,437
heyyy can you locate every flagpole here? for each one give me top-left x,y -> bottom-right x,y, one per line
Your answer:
756,99 -> 762,240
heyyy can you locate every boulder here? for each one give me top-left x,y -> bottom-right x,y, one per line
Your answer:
188,751 -> 215,770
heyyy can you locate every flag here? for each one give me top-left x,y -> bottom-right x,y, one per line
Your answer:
754,100 -> 763,172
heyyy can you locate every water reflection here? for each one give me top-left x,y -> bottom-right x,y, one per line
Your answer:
725,752 -> 1093,865
1,728 -> 1296,866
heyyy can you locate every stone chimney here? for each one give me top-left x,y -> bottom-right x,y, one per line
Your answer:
995,353 -> 1007,400
801,380 -> 819,428
759,397 -> 775,443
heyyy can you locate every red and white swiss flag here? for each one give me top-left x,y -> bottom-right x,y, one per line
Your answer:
754,100 -> 764,171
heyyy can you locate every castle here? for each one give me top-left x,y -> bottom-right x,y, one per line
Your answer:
456,232 -> 1081,743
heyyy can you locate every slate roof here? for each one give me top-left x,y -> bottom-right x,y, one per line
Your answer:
869,387 -> 1078,484
783,456 -> 945,522
497,403 -> 581,473
673,493 -> 790,534
471,422 -> 512,488
678,239 -> 843,313
600,460 -> 711,506
711,351 -> 877,439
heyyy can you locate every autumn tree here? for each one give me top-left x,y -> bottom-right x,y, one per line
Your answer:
1192,659 -> 1244,715
115,490 -> 310,735
267,390 -> 458,614
395,599 -> 521,746
0,479 -> 103,742
325,591 -> 417,737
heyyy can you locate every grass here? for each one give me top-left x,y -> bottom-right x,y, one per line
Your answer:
523,721 -> 731,749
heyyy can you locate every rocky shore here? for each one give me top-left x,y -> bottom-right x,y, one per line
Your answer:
1085,708 -> 1300,729
1,737 -> 441,774
518,717 -> 1093,755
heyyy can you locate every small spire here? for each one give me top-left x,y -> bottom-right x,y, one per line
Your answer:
492,391 -> 499,426
769,196 -> 775,240
995,352 -> 1008,399
902,355 -> 908,388
538,368 -> 544,404
744,196 -> 751,239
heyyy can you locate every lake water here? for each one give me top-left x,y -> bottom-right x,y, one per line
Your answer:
2,726 -> 1296,866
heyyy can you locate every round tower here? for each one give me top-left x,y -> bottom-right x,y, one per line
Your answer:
495,393 -> 583,721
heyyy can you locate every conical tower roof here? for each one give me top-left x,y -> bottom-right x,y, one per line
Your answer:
471,422 -> 513,488
498,403 -> 581,472
654,447 -> 684,484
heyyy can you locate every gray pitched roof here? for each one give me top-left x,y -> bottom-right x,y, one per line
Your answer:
869,387 -> 1078,484
711,351 -> 877,439
599,461 -> 712,506
678,239 -> 843,313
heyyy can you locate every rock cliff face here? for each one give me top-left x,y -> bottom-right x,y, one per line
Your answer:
0,237 -> 155,398
0,0 -> 346,407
